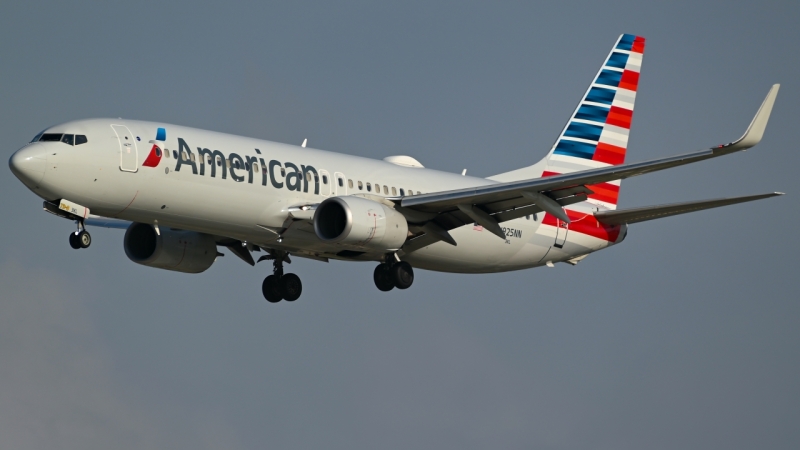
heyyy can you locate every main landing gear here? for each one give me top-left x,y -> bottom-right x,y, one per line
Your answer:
260,251 -> 302,303
68,221 -> 91,250
373,258 -> 414,292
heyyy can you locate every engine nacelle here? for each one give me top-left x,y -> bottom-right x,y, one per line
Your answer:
123,223 -> 217,273
314,196 -> 409,251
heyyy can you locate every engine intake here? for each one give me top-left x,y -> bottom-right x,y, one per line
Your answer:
314,196 -> 408,251
123,223 -> 217,273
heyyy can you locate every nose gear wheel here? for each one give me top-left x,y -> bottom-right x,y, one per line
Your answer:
68,220 -> 91,249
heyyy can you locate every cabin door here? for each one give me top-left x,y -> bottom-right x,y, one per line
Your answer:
112,125 -> 138,172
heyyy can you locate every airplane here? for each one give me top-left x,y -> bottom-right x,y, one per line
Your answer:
8,34 -> 783,303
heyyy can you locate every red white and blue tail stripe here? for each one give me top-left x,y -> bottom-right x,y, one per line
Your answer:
544,34 -> 645,209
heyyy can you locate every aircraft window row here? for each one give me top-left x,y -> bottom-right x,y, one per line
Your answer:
348,179 -> 418,196
32,133 -> 88,145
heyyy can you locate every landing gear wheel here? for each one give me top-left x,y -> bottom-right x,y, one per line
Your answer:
77,230 -> 91,248
262,275 -> 283,303
373,263 -> 395,292
280,273 -> 302,302
391,261 -> 414,290
69,232 -> 81,249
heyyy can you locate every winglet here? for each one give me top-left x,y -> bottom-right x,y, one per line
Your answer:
727,84 -> 780,150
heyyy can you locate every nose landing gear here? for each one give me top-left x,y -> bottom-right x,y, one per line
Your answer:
68,221 -> 91,249
258,251 -> 302,303
373,257 -> 414,292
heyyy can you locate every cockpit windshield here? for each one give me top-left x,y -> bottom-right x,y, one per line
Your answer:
31,132 -> 88,146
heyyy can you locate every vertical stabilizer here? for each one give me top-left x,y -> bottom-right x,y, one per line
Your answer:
490,34 -> 645,210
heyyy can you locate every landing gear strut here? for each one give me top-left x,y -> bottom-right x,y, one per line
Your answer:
373,256 -> 414,292
260,251 -> 302,303
69,221 -> 91,249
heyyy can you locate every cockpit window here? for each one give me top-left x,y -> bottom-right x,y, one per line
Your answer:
32,133 -> 88,145
39,133 -> 63,142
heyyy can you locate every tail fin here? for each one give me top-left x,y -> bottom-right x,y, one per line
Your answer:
490,34 -> 645,210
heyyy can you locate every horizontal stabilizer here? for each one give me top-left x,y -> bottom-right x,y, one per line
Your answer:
594,192 -> 784,225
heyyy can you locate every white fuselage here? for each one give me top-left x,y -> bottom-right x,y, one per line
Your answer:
12,119 -> 623,273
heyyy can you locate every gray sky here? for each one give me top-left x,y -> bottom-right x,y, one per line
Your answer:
1,1 -> 798,449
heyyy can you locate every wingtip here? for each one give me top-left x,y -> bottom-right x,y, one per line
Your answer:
733,84 -> 780,149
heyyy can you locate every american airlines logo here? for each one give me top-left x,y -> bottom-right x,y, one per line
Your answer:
172,137 -> 324,195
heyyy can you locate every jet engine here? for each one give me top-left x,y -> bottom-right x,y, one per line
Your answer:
314,196 -> 408,251
123,223 -> 217,273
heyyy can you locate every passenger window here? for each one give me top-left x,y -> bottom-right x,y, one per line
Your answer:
61,134 -> 74,145
75,135 -> 88,145
280,167 -> 285,176
392,187 -> 397,196
39,133 -> 63,142
306,172 -> 312,182
217,157 -> 223,167
399,188 -> 405,196
366,182 -> 371,192
190,153 -> 196,163
338,178 -> 344,187
252,163 -> 258,172
358,181 -> 363,190
348,179 -> 353,189
322,175 -> 328,184
173,150 -> 178,159
383,185 -> 388,195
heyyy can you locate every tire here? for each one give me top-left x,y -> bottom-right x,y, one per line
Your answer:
373,263 -> 394,292
391,261 -> 414,290
280,273 -> 302,302
69,232 -> 81,249
262,275 -> 283,303
78,230 -> 91,248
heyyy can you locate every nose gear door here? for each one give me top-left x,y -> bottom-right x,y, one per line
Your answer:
112,124 -> 138,172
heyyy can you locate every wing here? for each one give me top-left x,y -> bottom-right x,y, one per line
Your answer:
397,84 -> 780,251
594,192 -> 783,225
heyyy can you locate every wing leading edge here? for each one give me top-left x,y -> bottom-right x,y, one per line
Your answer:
400,84 -> 779,215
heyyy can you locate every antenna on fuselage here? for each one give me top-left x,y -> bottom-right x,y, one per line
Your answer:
301,139 -> 307,148
461,169 -> 467,176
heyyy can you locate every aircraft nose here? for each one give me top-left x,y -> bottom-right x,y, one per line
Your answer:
9,145 -> 47,188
